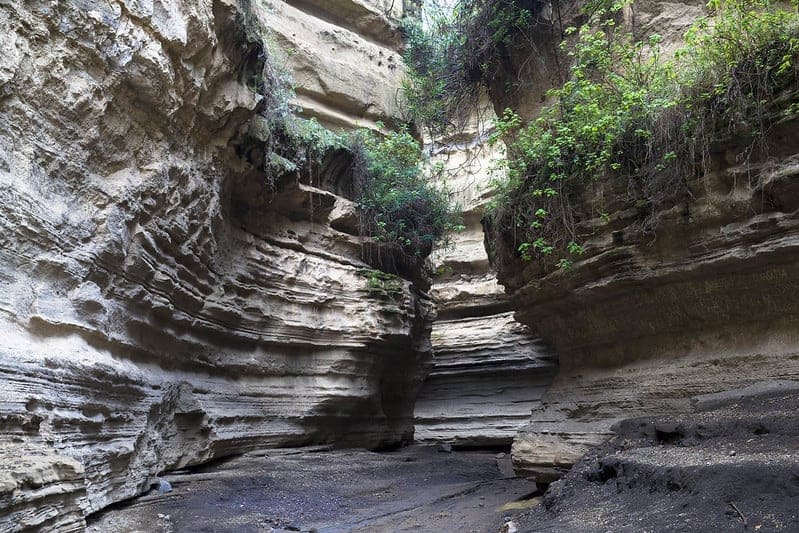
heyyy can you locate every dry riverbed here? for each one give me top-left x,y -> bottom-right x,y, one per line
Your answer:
88,445 -> 540,532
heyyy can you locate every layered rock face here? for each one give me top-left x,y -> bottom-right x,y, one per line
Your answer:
265,0 -> 406,130
503,119 -> 799,480
0,0 -> 429,528
413,103 -> 557,446
486,0 -> 799,481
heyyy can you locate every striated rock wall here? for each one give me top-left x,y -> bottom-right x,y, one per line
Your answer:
486,0 -> 799,481
1,443 -> 87,532
413,102 -> 557,446
263,0 -> 407,130
0,0 -> 429,528
504,118 -> 799,480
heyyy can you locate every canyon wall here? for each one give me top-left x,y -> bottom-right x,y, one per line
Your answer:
0,0 -> 429,529
502,117 -> 799,480
413,103 -> 558,446
487,0 -> 799,481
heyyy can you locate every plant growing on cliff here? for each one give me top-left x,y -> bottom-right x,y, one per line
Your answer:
488,1 -> 680,264
236,0 -> 319,188
400,0 -> 542,138
238,0 -> 294,127
400,10 -> 471,138
358,268 -> 405,299
679,0 -> 799,147
487,0 -> 799,268
235,0 -> 462,275
350,127 -> 463,273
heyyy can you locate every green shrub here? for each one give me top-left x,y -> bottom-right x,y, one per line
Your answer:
236,0 -> 309,187
259,117 -> 463,274
251,116 -> 463,275
350,127 -> 463,273
488,0 -> 799,267
401,13 -> 469,138
679,0 -> 799,139
358,269 -> 405,298
400,0 -> 537,138
237,0 -> 462,275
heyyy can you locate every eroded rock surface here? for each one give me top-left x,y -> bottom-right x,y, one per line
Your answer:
263,0 -> 406,130
0,0 -> 429,527
414,103 -> 558,446
498,116 -> 799,481
480,0 -> 799,482
0,442 -> 88,532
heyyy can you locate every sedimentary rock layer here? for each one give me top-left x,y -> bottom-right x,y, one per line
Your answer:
498,116 -> 799,480
0,0 -> 428,527
414,105 -> 557,446
264,0 -> 406,130
0,443 -> 88,532
414,311 -> 556,445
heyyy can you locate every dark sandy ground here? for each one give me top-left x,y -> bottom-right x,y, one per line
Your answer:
513,382 -> 799,532
88,445 -> 540,533
88,384 -> 798,533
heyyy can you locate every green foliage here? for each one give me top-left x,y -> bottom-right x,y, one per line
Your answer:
400,13 -> 471,137
236,2 -> 461,276
679,0 -> 799,136
400,0 -> 537,137
254,114 -> 463,273
489,0 -> 799,268
286,117 -> 347,169
238,0 -> 294,131
351,127 -> 463,272
237,1 -> 308,187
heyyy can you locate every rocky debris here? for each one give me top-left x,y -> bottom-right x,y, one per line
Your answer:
437,442 -> 453,453
87,446 -> 539,533
0,0 -> 428,526
496,453 -> 516,478
513,382 -> 799,531
414,98 -> 558,447
154,479 -> 173,494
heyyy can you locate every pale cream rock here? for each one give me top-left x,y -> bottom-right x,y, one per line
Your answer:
414,98 -> 558,446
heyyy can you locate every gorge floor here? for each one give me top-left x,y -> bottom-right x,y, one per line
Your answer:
87,446 -> 539,533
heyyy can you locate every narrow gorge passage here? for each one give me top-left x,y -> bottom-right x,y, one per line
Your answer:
3,0 -> 799,531
0,0 -> 549,530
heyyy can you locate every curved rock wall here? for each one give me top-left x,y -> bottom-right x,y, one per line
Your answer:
504,118 -> 799,480
488,0 -> 799,481
0,0 -> 429,529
